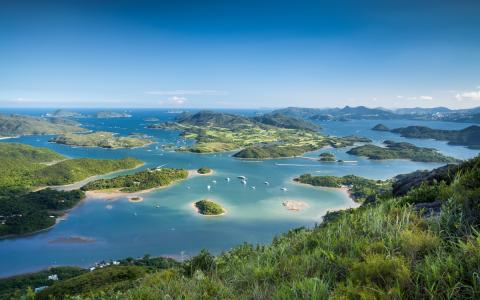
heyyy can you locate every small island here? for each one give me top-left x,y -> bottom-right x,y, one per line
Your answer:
372,124 -> 390,131
81,168 -> 188,193
346,140 -> 459,163
319,152 -> 336,162
197,167 -> 213,175
50,131 -> 153,149
193,199 -> 226,216
93,111 -> 132,119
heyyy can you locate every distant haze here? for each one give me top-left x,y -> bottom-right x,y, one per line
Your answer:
1,1 -> 479,109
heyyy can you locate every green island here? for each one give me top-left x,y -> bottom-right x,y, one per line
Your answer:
294,173 -> 392,203
197,167 -> 212,174
372,123 -> 390,131
50,131 -> 153,149
390,125 -> 480,149
8,155 -> 480,299
319,152 -> 336,161
194,199 -> 225,215
149,111 -> 372,158
347,140 -> 459,163
0,113 -> 85,137
0,143 -> 143,237
81,168 -> 188,193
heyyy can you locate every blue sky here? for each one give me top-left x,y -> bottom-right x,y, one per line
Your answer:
1,0 -> 479,109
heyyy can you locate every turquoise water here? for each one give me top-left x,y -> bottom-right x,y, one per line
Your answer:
0,109 -> 478,277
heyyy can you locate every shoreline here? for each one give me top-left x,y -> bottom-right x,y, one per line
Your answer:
291,179 -> 356,203
188,169 -> 214,177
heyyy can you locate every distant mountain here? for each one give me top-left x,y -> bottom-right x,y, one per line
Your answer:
273,106 -> 397,121
391,125 -> 480,149
271,107 -> 333,119
0,114 -> 85,137
253,112 -> 319,131
44,110 -> 132,119
395,107 -> 452,115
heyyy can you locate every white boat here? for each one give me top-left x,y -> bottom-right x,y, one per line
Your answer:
226,177 -> 231,182
212,180 -> 217,184
241,179 -> 247,185
207,185 -> 211,190
238,176 -> 247,180
251,186 -> 256,190
264,181 -> 270,185
281,187 -> 288,191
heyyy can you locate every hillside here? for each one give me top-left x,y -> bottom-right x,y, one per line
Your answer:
253,112 -> 320,131
0,143 -> 143,236
11,156 -> 480,299
347,140 -> 459,163
50,132 -> 152,149
0,114 -> 84,137
391,125 -> 480,149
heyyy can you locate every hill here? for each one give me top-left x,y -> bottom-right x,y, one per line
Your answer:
253,112 -> 319,131
0,143 -> 143,236
0,114 -> 84,137
346,140 -> 459,163
391,125 -> 480,149
12,156 -> 480,299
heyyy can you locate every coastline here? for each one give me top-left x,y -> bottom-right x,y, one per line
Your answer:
188,169 -> 214,177
291,179 -> 356,203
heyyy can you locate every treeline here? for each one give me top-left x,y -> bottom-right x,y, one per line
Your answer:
0,188 -> 85,236
295,173 -> 392,202
81,168 -> 188,192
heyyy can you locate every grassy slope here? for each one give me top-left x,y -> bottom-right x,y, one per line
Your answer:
23,156 -> 480,299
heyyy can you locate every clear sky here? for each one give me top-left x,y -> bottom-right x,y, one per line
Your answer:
1,0 -> 479,109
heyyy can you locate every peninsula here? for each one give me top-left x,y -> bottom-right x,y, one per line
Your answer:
0,143 -> 143,237
0,114 -> 85,137
50,131 -> 153,149
81,168 -> 188,193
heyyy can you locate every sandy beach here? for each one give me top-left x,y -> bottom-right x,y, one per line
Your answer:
188,169 -> 214,177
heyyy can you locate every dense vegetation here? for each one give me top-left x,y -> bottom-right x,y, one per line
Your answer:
0,143 -> 142,188
197,167 -> 212,174
81,168 -> 188,192
13,155 -> 480,299
0,188 -> 86,236
253,112 -> 319,131
194,199 -> 225,215
0,114 -> 84,137
294,174 -> 392,203
150,111 -> 371,157
0,143 -> 143,236
391,125 -> 480,149
50,131 -> 152,149
347,140 -> 459,163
